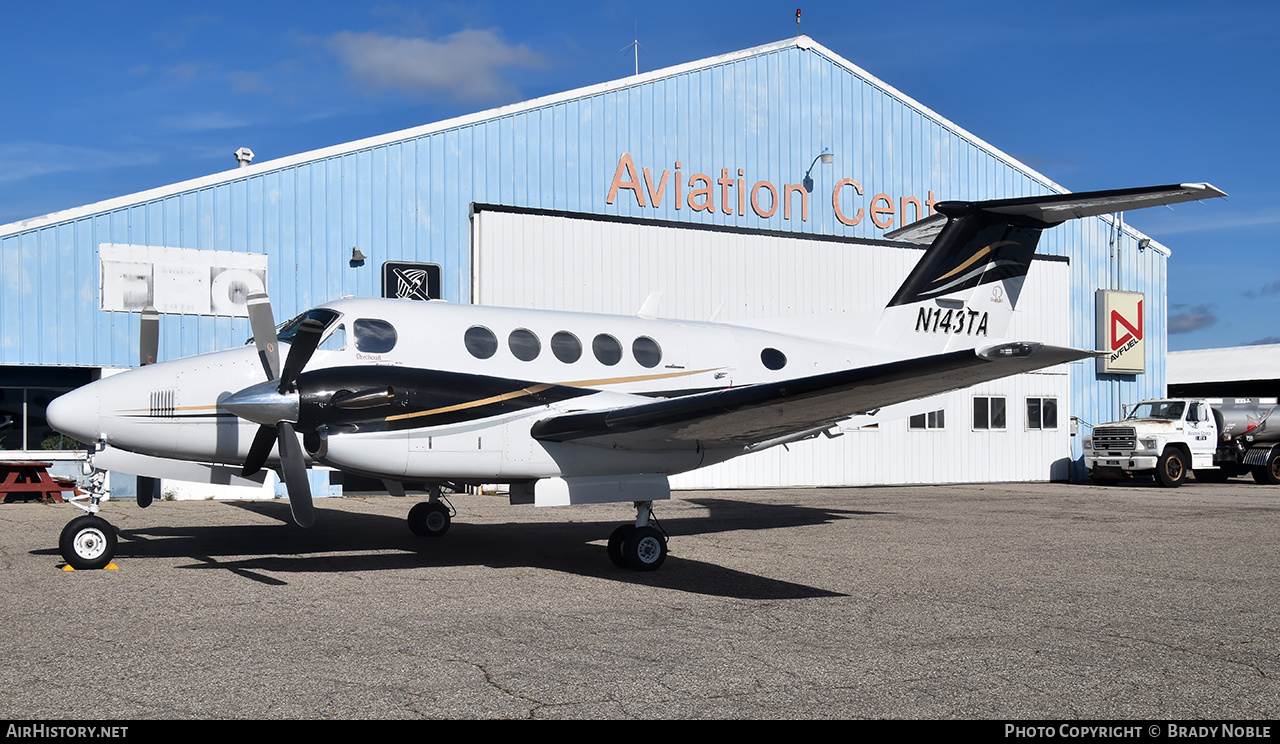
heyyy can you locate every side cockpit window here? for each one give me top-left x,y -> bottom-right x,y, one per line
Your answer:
353,318 -> 397,353
319,324 -> 346,351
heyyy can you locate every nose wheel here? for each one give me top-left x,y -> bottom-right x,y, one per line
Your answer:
59,515 -> 117,570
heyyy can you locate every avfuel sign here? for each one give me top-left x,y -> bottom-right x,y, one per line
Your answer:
1096,290 -> 1146,375
606,153 -> 940,230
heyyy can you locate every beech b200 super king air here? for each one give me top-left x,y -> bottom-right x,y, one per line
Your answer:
47,183 -> 1224,571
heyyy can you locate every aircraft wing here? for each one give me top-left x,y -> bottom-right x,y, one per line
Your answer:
531,343 -> 1092,451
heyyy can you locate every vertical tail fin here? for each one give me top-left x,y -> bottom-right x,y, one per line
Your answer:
872,183 -> 1225,354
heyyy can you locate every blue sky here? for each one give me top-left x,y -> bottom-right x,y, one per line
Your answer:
1,1 -> 1275,351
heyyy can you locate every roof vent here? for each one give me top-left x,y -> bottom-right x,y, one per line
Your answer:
234,147 -> 254,168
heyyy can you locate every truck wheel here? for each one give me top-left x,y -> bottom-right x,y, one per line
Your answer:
1156,449 -> 1187,488
1251,451 -> 1280,486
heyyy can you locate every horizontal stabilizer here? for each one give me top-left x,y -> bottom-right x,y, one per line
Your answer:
886,183 -> 1226,244
532,342 -> 1091,451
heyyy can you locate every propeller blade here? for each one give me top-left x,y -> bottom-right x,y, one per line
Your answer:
137,475 -> 160,507
276,421 -> 314,528
247,292 -> 281,382
242,424 -> 278,477
278,317 -> 325,393
139,306 -> 159,366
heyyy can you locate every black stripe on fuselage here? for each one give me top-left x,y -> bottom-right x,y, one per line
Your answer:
297,366 -> 597,434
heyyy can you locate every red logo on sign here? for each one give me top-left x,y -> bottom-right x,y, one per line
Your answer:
1110,299 -> 1143,350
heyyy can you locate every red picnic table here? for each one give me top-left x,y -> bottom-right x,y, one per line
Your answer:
0,461 -> 79,503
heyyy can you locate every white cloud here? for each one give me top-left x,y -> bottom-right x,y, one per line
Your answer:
329,29 -> 546,102
0,142 -> 150,185
1168,303 -> 1218,334
1134,206 -> 1280,237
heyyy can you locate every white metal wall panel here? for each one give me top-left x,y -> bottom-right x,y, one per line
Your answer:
474,209 -> 1072,487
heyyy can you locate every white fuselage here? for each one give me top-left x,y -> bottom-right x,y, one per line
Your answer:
49,297 -> 891,482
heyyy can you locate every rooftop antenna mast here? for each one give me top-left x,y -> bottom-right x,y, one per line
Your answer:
621,22 -> 646,75
796,8 -> 802,36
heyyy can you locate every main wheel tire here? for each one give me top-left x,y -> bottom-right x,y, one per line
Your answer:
623,526 -> 667,571
408,502 -> 451,537
59,515 -> 117,570
1156,449 -> 1188,488
1252,451 -> 1280,485
607,524 -> 636,568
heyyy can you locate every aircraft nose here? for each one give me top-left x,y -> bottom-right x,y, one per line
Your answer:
46,383 -> 101,445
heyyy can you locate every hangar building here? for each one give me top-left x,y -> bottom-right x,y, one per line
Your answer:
0,36 -> 1172,491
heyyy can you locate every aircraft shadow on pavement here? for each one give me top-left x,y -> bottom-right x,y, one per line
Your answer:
37,497 -> 886,599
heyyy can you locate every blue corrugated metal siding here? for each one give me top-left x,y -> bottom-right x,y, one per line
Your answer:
0,38 -> 1166,476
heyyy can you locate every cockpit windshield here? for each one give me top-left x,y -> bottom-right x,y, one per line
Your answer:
278,309 -> 341,341
247,308 -> 342,345
1126,401 -> 1185,421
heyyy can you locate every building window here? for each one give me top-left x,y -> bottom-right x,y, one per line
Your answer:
973,396 -> 1007,430
1026,397 -> 1058,430
909,409 -> 945,430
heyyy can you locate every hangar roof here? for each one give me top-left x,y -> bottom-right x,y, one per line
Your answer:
1168,344 -> 1280,384
1,35 -> 1075,240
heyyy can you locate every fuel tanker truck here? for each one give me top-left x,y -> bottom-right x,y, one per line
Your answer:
1084,398 -> 1280,487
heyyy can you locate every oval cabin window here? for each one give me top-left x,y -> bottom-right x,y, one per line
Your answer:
761,348 -> 787,370
632,336 -> 662,368
551,331 -> 582,363
592,334 -> 622,366
464,326 -> 498,359
508,328 -> 541,361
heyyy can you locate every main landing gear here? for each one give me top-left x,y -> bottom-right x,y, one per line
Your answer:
405,493 -> 669,571
407,486 -> 453,537
607,501 -> 668,571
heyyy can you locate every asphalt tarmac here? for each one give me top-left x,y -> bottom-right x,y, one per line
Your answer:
2,479 -> 1278,720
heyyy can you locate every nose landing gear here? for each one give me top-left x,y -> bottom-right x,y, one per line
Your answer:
59,460 -> 118,570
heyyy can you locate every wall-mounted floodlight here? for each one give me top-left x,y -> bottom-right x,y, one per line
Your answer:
1138,238 -> 1151,251
350,247 -> 367,267
802,148 -> 834,193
